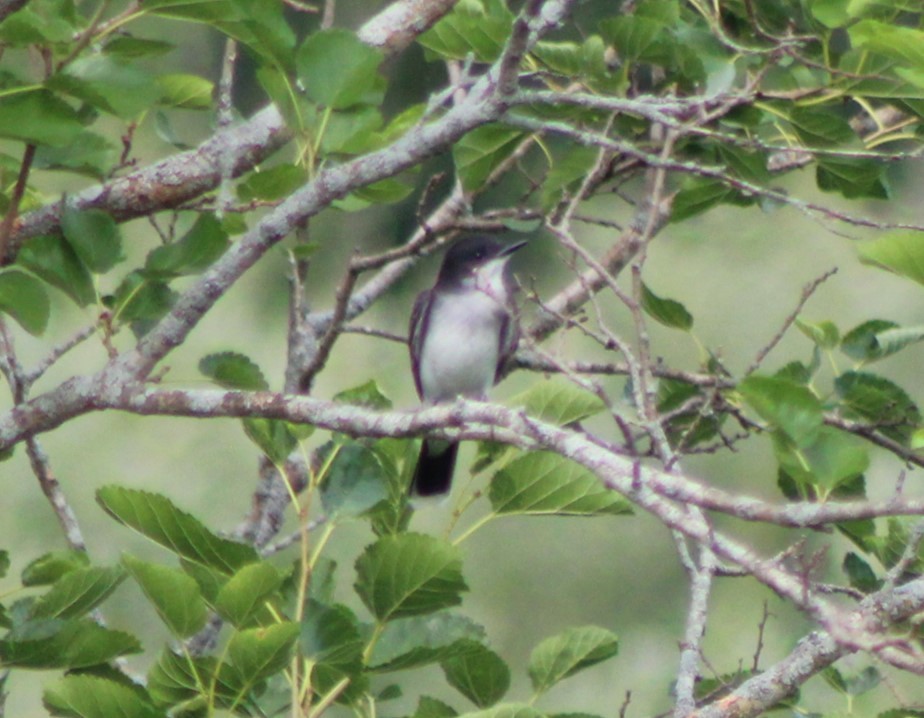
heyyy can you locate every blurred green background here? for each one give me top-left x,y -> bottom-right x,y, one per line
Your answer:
3,2 -> 924,716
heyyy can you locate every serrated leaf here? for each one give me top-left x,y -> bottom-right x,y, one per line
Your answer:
859,231 -> 924,286
49,55 -> 159,118
145,213 -> 229,277
738,375 -> 823,448
146,648 -> 240,710
843,552 -> 880,593
334,380 -> 393,409
31,566 -> 125,620
528,626 -> 619,694
321,443 -> 390,518
788,106 -> 855,147
369,614 -> 485,672
835,371 -> 920,444
442,642 -> 510,707
0,90 -> 84,146
489,452 -> 631,517
213,561 -> 283,628
34,131 -> 116,180
453,124 -> 524,192
110,271 -> 176,325
0,269 -> 50,335
156,73 -> 213,109
225,622 -> 299,688
511,377 -> 605,426
418,0 -> 513,62
43,674 -> 160,718
414,696 -> 459,718
61,208 -> 124,274
237,164 -> 308,202
774,426 -> 870,492
122,554 -> 207,638
453,703 -> 544,718
296,29 -> 384,109
21,550 -> 91,586
817,157 -> 890,199
96,486 -> 258,574
0,619 -> 141,669
17,234 -> 96,307
796,317 -> 839,349
840,319 -> 924,362
354,533 -> 467,621
300,601 -> 364,671
670,177 -> 739,222
199,351 -> 269,391
242,417 -> 298,464
641,282 -> 693,331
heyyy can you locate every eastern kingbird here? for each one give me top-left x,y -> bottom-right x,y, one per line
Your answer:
409,236 -> 526,496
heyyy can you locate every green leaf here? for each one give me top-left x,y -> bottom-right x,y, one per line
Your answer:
442,643 -> 510,708
452,703 -> 544,718
528,626 -> 619,695
156,73 -> 213,109
540,145 -> 600,210
641,282 -> 693,331
859,231 -> 924,286
103,36 -> 175,58
453,124 -> 524,192
44,674 -> 160,718
775,426 -> 870,492
418,0 -> 514,62
61,208 -> 124,274
296,29 -> 384,109
843,552 -> 881,593
0,550 -> 8,580
354,533 -> 467,621
796,317 -> 840,349
321,443 -> 390,518
0,269 -> 50,335
49,55 -> 159,118
121,554 -> 208,638
237,164 -> 308,202
489,452 -> 631,517
0,90 -> 84,146
849,20 -> 924,73
334,379 -> 393,409
0,619 -> 141,669
146,648 -> 239,710
511,377 -> 606,426
21,551 -> 91,586
34,131 -> 116,180
670,177 -> 738,222
300,601 -> 364,671
817,157 -> 890,199
144,213 -> 229,277
242,417 -> 298,464
31,566 -> 125,620
835,371 -> 920,444
96,486 -> 258,574
788,106 -> 855,147
369,613 -> 485,672
213,561 -> 283,628
110,271 -> 176,325
840,319 -> 924,362
413,696 -> 459,718
225,622 -> 299,688
738,375 -> 823,448
17,234 -> 96,306
199,351 -> 269,391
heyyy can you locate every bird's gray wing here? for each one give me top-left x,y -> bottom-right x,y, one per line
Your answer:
409,288 -> 433,399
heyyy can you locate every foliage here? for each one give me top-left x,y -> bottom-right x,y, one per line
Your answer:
0,1 -> 924,718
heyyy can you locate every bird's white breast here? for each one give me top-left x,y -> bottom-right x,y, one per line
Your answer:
418,289 -> 505,402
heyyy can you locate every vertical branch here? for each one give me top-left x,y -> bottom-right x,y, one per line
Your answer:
215,37 -> 239,219
0,320 -> 88,553
674,543 -> 718,717
0,143 -> 36,262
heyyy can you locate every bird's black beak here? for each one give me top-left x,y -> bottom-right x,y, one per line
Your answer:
499,240 -> 528,258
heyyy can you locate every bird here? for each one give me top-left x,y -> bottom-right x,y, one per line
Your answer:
409,235 -> 526,496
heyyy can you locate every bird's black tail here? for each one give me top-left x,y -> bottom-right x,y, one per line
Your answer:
411,440 -> 458,496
